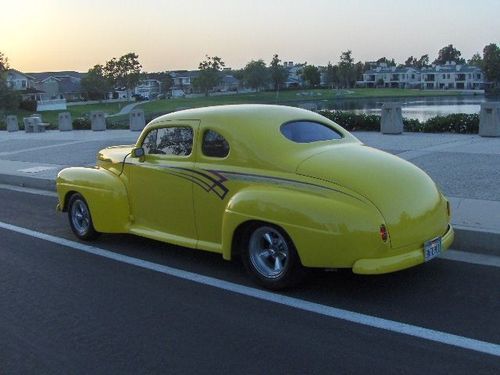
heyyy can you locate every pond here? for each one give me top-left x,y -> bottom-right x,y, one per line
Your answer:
293,95 -> 500,122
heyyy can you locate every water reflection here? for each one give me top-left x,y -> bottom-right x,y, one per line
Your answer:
291,95 -> 499,122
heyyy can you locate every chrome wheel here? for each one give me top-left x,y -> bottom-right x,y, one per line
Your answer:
70,198 -> 91,236
248,226 -> 289,279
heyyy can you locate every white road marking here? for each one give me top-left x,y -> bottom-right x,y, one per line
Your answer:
0,140 -> 89,156
442,250 -> 500,268
0,221 -> 499,357
18,166 -> 57,173
0,184 -> 57,197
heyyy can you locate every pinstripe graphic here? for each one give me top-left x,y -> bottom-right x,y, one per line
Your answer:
126,162 -> 348,200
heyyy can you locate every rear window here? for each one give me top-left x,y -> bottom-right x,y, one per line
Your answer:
280,121 -> 342,143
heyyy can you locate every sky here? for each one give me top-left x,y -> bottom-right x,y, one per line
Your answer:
1,0 -> 499,73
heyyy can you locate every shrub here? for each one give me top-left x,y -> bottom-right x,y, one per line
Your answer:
419,114 -> 478,133
72,117 -> 91,130
319,110 -> 479,134
318,110 -> 381,131
19,99 -> 37,112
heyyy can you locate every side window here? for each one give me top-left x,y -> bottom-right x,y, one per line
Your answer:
143,127 -> 193,156
202,129 -> 230,158
143,129 -> 158,154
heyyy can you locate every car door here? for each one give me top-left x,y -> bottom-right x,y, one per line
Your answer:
125,121 -> 199,248
192,127 -> 232,253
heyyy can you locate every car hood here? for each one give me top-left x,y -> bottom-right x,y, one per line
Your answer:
296,144 -> 449,248
97,145 -> 134,175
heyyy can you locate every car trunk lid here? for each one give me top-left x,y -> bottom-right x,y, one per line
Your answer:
296,144 -> 448,248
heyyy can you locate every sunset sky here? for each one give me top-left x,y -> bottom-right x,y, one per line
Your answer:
2,0 -> 499,73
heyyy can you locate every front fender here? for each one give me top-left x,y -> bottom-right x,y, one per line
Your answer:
56,167 -> 130,233
221,185 -> 389,268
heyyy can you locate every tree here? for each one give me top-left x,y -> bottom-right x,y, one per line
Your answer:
338,50 -> 356,88
81,64 -> 111,100
269,54 -> 288,91
468,53 -> 483,68
103,52 -> 142,99
0,51 -> 20,111
0,51 -> 8,72
482,43 -> 500,88
354,61 -> 364,83
193,55 -> 225,96
301,65 -> 320,87
324,62 -> 338,88
433,44 -> 465,65
162,74 -> 173,94
405,56 -> 418,67
243,59 -> 269,91
417,54 -> 430,69
376,57 -> 396,66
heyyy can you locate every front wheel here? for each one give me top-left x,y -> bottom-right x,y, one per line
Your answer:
241,224 -> 305,290
68,193 -> 100,241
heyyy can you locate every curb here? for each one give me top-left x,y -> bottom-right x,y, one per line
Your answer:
0,173 -> 498,258
453,226 -> 500,257
0,173 -> 56,192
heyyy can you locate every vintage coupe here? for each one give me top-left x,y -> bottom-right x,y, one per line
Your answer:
56,104 -> 454,289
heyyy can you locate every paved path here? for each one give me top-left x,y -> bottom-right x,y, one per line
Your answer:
112,101 -> 143,116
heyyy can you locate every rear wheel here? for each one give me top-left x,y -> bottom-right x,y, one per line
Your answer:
241,224 -> 305,290
68,193 -> 100,241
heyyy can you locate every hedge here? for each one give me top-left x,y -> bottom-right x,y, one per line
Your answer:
318,110 -> 480,134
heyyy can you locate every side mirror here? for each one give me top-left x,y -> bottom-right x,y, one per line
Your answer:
132,147 -> 145,158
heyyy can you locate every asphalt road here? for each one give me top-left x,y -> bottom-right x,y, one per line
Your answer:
0,187 -> 499,374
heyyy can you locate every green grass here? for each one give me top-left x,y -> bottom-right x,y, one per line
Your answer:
2,88 -> 468,127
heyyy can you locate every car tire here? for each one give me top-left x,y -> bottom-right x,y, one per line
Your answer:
68,193 -> 100,241
241,223 -> 305,290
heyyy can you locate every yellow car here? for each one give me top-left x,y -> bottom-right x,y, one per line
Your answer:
56,104 -> 454,289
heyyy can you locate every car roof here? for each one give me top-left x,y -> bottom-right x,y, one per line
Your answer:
151,104 -> 337,129
145,104 -> 360,172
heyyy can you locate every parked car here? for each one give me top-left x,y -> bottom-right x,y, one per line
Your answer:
56,104 -> 454,289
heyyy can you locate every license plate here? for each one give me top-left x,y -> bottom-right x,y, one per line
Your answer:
424,237 -> 442,262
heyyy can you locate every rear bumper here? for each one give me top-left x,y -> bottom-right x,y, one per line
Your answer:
352,225 -> 454,274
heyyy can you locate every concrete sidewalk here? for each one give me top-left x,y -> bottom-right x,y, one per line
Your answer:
0,129 -> 499,254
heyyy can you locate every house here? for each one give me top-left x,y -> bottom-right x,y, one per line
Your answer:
357,62 -> 485,90
5,69 -> 35,90
214,74 -> 240,92
169,70 -> 240,94
134,79 -> 161,99
30,71 -> 84,101
170,70 -> 199,94
283,61 -> 305,88
357,64 -> 421,88
420,62 -> 484,90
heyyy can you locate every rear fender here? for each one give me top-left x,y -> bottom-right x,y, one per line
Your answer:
56,167 -> 130,233
221,186 -> 388,268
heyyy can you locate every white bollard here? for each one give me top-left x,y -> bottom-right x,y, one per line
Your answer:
479,102 -> 500,137
381,103 -> 404,134
6,115 -> 19,132
58,112 -> 73,131
90,111 -> 106,131
129,109 -> 146,131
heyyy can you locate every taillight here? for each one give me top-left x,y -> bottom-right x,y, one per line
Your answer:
380,224 -> 388,242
